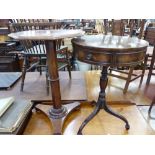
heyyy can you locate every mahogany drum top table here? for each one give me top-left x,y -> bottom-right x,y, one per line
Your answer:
8,29 -> 84,134
72,34 -> 149,134
72,34 -> 149,67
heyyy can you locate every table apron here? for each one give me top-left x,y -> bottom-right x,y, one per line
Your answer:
73,46 -> 147,67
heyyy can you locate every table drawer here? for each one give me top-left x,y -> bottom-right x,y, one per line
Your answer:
76,49 -> 112,66
75,47 -> 146,67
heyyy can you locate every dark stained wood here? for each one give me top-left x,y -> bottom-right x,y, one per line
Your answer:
144,27 -> 155,45
146,47 -> 155,85
73,34 -> 148,134
72,33 -> 148,94
111,19 -> 125,36
23,102 -> 155,135
144,27 -> 155,85
138,19 -> 145,39
111,19 -> 146,93
45,40 -> 61,109
72,35 -> 148,67
9,23 -> 80,92
85,70 -> 153,106
8,29 -> 84,134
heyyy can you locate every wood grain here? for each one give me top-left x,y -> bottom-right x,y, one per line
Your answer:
0,71 -> 87,101
85,70 -> 154,106
23,102 -> 155,135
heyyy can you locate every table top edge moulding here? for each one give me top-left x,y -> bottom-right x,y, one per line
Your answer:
72,34 -> 149,67
72,34 -> 149,134
72,34 -> 149,52
8,29 -> 84,135
8,29 -> 85,40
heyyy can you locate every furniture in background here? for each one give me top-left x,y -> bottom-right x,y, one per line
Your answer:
0,19 -> 10,41
0,56 -> 20,72
144,27 -> 155,85
10,22 -> 72,92
146,47 -> 155,85
0,20 -> 23,72
72,34 -> 148,134
143,27 -> 155,115
0,41 -> 21,72
8,29 -> 84,134
104,19 -> 147,93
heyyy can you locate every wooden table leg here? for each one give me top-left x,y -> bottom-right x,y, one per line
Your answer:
34,40 -> 80,135
148,96 -> 155,117
77,66 -> 130,135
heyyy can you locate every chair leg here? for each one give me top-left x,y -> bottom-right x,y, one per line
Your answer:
148,96 -> 155,117
146,48 -> 155,85
146,56 -> 155,85
109,68 -> 112,73
148,100 -> 155,115
67,61 -> 72,79
39,56 -> 42,75
20,57 -> 27,91
123,67 -> 134,94
139,55 -> 148,87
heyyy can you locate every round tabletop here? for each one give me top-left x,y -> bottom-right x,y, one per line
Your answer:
72,34 -> 149,52
8,29 -> 85,40
72,34 -> 149,67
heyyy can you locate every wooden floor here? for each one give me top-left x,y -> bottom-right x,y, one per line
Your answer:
23,102 -> 154,135
0,71 -> 87,101
86,70 -> 155,105
22,70 -> 155,135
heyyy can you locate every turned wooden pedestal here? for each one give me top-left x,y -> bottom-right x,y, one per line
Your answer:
72,34 -> 148,134
9,29 -> 84,134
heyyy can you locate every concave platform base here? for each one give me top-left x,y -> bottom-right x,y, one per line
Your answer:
34,102 -> 80,135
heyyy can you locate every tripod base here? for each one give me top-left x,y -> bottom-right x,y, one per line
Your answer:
77,101 -> 130,135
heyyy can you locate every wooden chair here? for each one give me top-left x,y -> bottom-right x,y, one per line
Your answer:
146,47 -> 155,85
144,27 -> 155,85
10,21 -> 72,92
105,19 -> 147,93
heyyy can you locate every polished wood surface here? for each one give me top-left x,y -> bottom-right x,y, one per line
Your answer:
85,70 -> 153,105
72,34 -> 148,50
8,29 -> 84,134
22,70 -> 155,135
104,20 -> 146,94
0,71 -> 87,101
23,102 -> 154,135
72,34 -> 148,67
72,34 -> 149,134
8,29 -> 84,40
139,105 -> 155,131
0,71 -> 154,105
